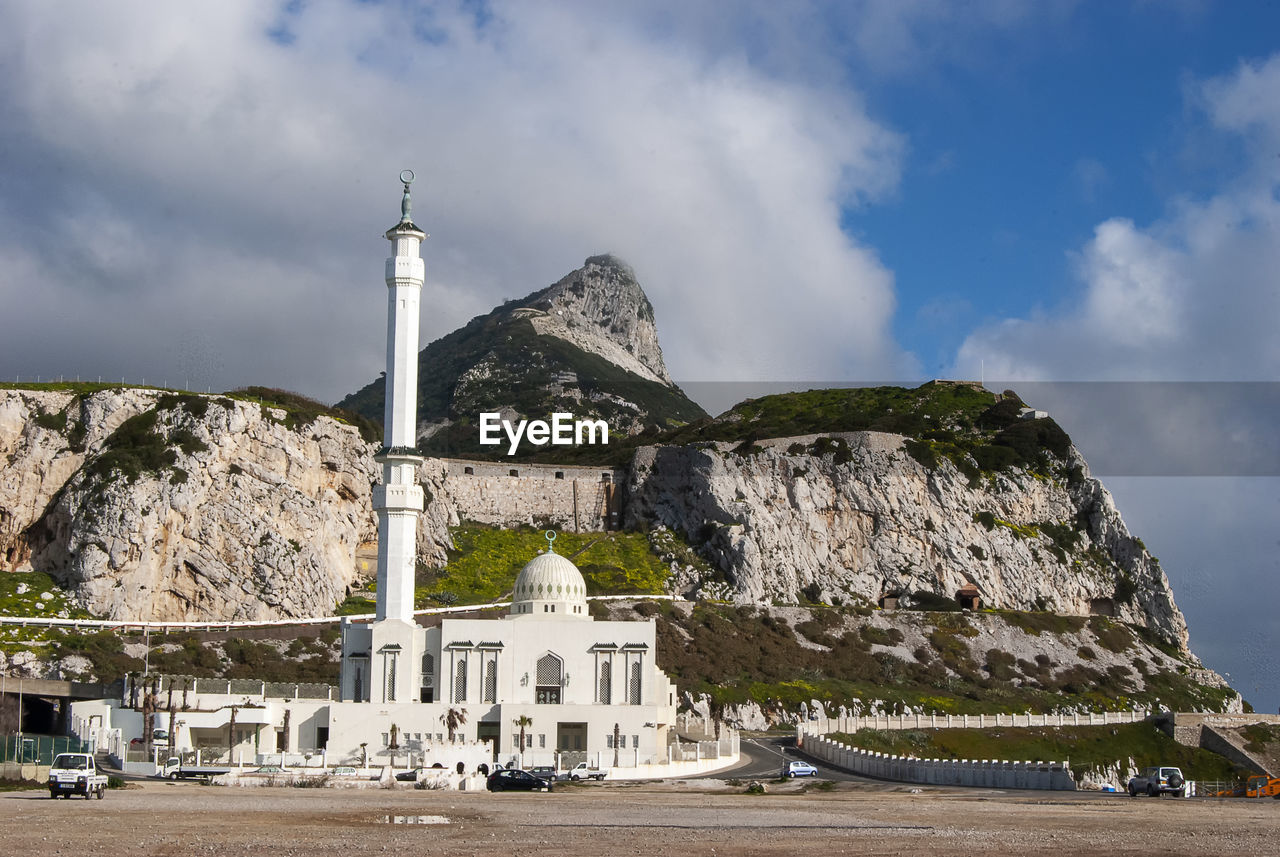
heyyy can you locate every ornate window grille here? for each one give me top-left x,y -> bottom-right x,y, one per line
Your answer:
536,653 -> 562,704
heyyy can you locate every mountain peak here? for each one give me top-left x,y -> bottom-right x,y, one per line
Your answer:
511,255 -> 671,385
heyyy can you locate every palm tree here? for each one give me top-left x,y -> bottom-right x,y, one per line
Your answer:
513,715 -> 533,767
440,707 -> 468,743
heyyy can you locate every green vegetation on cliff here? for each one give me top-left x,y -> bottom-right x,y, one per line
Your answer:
656,381 -> 1074,478
415,525 -> 671,607
633,601 -> 1233,717
339,310 -> 706,461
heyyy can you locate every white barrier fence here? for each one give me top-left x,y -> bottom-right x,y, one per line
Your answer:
798,728 -> 1076,791
805,709 -> 1150,736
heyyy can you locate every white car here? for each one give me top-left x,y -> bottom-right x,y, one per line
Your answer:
784,760 -> 819,778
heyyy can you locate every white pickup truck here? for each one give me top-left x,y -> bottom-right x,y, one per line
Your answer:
567,762 -> 606,781
158,757 -> 233,780
48,753 -> 108,799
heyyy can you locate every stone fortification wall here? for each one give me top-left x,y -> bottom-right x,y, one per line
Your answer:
438,459 -> 626,532
1159,711 -> 1280,746
798,728 -> 1076,790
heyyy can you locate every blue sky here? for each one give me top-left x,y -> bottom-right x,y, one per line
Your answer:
0,1 -> 1277,712
851,2 -> 1280,376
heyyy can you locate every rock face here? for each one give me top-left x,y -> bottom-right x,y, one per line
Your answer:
1,388 -> 1189,655
338,255 -> 706,458
625,432 -> 1191,649
0,388 -> 438,621
523,255 -> 671,385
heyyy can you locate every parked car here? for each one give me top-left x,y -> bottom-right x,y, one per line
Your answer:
529,765 -> 562,781
330,766 -> 360,777
486,768 -> 554,792
784,760 -> 819,778
395,767 -> 423,782
1128,766 -> 1185,797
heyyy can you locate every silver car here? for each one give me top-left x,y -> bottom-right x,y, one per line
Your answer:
1128,766 -> 1185,797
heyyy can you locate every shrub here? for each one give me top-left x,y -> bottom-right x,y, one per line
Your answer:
985,649 -> 1018,681
1090,618 -> 1135,653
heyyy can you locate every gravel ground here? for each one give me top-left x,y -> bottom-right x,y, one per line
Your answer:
4,778 -> 1278,856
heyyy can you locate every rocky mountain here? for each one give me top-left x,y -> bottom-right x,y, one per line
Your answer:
629,383 -> 1191,649
339,254 -> 706,459
1,380 -> 1192,659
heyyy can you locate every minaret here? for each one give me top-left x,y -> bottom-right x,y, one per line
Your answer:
373,170 -> 426,625
339,171 -> 428,705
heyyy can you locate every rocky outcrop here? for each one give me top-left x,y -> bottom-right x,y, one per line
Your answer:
338,254 -> 705,455
522,255 -> 672,385
625,431 -> 1190,649
3,388 -> 1190,654
0,388 -> 452,622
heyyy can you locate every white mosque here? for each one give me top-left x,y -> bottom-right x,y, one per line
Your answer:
69,173 -> 723,778
329,171 -> 678,765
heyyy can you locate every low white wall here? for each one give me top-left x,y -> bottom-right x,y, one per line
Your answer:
806,709 -> 1149,736
798,729 -> 1075,791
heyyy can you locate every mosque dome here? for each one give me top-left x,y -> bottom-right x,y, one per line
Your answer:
509,534 -> 590,619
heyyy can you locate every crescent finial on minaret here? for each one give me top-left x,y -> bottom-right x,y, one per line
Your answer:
399,169 -> 415,223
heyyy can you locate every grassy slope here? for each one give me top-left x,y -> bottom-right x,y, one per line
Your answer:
339,525 -> 672,613
632,601 -> 1236,717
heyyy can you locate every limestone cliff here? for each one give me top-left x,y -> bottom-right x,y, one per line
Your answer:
2,384 -> 1189,655
523,255 -> 671,385
0,388 -> 454,621
626,432 -> 1190,649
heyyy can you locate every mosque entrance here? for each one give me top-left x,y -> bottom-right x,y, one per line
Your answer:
556,722 -> 586,752
476,721 -> 500,760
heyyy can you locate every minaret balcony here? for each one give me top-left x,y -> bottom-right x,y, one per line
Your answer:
375,446 -> 424,464
385,256 -> 424,284
372,483 -> 424,512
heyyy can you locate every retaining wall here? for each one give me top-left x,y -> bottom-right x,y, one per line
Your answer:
806,709 -> 1150,736
797,729 -> 1075,790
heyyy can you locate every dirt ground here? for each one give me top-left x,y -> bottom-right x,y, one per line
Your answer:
4,778 -> 1278,857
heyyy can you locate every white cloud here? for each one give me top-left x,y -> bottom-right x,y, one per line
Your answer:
948,53 -> 1280,716
0,1 -> 924,402
954,53 -> 1280,383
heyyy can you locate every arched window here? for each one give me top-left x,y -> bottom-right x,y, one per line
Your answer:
598,660 -> 611,704
453,659 -> 467,704
629,661 -> 642,705
536,653 -> 562,704
420,654 -> 434,703
384,652 -> 398,702
483,659 -> 497,703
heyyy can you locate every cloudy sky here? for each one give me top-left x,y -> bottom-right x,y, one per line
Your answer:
1,2 -> 1276,712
